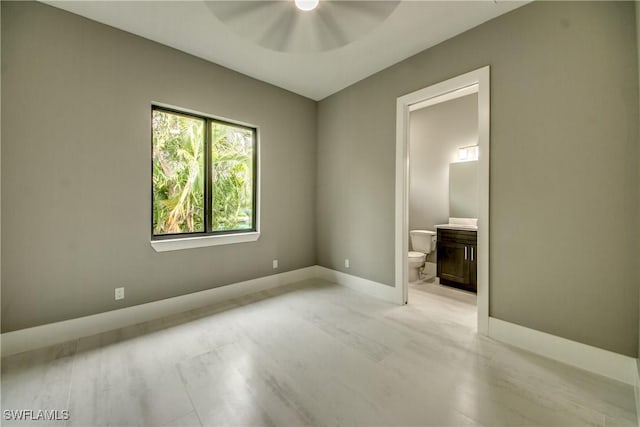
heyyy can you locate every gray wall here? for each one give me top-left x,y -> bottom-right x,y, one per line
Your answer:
1,2 -> 317,332
408,94 -> 478,234
0,3 -> 3,329
636,0 -> 640,362
317,1 -> 639,356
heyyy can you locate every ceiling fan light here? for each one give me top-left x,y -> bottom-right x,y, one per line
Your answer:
294,0 -> 319,11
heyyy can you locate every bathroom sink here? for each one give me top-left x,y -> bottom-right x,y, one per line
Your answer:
435,218 -> 478,231
434,224 -> 478,231
449,217 -> 477,227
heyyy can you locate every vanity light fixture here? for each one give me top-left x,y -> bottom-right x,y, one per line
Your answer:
295,0 -> 319,11
458,145 -> 479,162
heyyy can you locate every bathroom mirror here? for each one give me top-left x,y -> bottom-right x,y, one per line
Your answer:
449,161 -> 479,218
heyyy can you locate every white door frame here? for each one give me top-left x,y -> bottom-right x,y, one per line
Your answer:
394,66 -> 490,334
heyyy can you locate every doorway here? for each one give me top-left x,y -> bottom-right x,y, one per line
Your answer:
394,66 -> 490,334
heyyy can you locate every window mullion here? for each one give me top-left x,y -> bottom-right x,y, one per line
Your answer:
204,119 -> 213,233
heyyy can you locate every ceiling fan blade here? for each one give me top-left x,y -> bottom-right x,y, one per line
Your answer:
205,1 -> 273,23
257,5 -> 298,52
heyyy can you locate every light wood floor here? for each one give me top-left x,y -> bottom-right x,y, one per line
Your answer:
1,278 -> 636,426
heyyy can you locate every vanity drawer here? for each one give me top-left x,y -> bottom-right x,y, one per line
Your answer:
437,229 -> 476,244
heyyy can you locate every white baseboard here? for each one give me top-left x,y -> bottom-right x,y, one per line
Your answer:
1,266 -> 316,357
488,317 -> 637,386
315,266 -> 401,304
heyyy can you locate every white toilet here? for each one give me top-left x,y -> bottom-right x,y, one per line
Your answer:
408,230 -> 437,282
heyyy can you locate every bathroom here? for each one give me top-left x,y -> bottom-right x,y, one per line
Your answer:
407,87 -> 479,299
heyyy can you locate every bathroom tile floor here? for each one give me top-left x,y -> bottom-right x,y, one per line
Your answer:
1,278 -> 636,426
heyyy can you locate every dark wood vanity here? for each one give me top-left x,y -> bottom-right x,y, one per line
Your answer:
436,228 -> 477,293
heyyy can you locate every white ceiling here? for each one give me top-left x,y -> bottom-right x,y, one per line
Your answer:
43,1 -> 528,100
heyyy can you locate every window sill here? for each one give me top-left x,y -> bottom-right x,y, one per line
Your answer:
150,232 -> 260,252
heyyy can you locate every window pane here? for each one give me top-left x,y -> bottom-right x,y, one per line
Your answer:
211,122 -> 254,231
152,110 -> 205,235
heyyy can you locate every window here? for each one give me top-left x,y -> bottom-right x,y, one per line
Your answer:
151,106 -> 258,249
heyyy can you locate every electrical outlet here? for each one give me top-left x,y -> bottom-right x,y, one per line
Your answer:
115,287 -> 125,300
345,259 -> 350,268
272,259 -> 278,269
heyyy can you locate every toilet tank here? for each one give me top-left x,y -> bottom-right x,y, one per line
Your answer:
410,230 -> 436,254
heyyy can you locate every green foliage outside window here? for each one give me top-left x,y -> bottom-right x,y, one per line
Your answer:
211,123 -> 254,231
152,108 -> 255,236
152,111 -> 205,234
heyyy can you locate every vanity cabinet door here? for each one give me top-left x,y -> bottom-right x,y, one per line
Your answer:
437,240 -> 469,284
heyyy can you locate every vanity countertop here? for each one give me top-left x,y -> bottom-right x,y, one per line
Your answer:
434,224 -> 478,231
